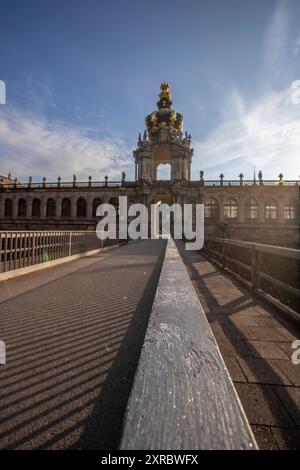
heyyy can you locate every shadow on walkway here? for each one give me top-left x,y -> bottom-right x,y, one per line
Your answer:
0,240 -> 166,450
177,240 -> 300,450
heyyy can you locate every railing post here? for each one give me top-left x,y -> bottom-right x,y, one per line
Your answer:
69,232 -> 72,256
32,233 -> 36,265
3,233 -> 8,272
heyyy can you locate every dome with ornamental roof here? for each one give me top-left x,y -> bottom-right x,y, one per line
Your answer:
145,83 -> 183,137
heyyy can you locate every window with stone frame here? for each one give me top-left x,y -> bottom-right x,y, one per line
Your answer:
284,200 -> 296,220
224,198 -> 238,219
265,200 -> 277,220
204,197 -> 219,219
245,198 -> 258,219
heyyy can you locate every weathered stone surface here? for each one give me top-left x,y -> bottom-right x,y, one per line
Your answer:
0,240 -> 166,450
234,384 -> 294,428
252,425 -> 279,450
121,238 -> 257,450
245,341 -> 290,360
178,244 -> 300,449
272,427 -> 300,450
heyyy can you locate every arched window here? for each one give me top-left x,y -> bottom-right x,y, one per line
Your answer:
109,197 -> 119,214
204,197 -> 219,219
46,198 -> 56,218
32,198 -> 41,217
284,199 -> 296,220
77,198 -> 87,217
61,198 -> 71,217
245,198 -> 258,219
265,199 -> 277,220
18,198 -> 26,217
92,198 -> 103,217
4,199 -> 13,217
224,198 -> 238,219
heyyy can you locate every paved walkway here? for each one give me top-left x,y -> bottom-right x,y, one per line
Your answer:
0,240 -> 166,450
1,238 -> 299,450
178,242 -> 300,450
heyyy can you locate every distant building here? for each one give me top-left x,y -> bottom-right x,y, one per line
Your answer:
0,83 -> 299,247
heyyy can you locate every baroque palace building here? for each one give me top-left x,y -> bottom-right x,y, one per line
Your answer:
0,83 -> 299,247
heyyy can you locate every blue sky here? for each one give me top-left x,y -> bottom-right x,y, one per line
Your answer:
0,0 -> 299,181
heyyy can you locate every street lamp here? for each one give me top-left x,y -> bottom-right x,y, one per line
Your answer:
220,214 -> 229,239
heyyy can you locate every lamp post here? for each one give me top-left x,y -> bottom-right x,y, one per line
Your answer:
220,214 -> 229,239
220,215 -> 229,268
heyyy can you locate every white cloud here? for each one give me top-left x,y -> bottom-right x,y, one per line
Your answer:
192,86 -> 300,180
192,2 -> 300,181
0,107 -> 132,181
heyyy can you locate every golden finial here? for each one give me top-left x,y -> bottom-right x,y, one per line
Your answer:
159,82 -> 171,100
150,112 -> 158,124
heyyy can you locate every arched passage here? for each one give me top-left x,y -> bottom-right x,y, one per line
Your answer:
77,198 -> 87,217
18,199 -> 27,217
152,146 -> 171,180
46,198 -> 56,218
61,198 -> 71,217
156,163 -> 171,181
4,199 -> 13,217
93,198 -> 103,217
32,198 -> 41,217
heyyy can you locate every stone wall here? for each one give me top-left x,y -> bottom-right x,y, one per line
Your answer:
0,181 -> 299,248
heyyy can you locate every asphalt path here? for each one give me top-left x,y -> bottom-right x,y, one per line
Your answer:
0,239 -> 166,449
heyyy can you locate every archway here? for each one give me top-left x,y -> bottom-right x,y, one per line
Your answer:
152,146 -> 171,181
149,191 -> 173,237
156,163 -> 171,181
32,198 -> 41,217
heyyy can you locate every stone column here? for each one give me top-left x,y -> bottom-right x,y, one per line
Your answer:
12,197 -> 18,218
26,198 -> 33,218
257,199 -> 264,223
40,198 -> 47,219
87,196 -> 93,219
137,158 -> 141,180
56,198 -> 62,218
71,198 -> 77,218
238,197 -> 245,223
219,195 -> 224,223
277,198 -> 285,223
0,198 -> 4,219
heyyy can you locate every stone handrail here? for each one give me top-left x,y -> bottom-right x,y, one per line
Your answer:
120,237 -> 257,450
